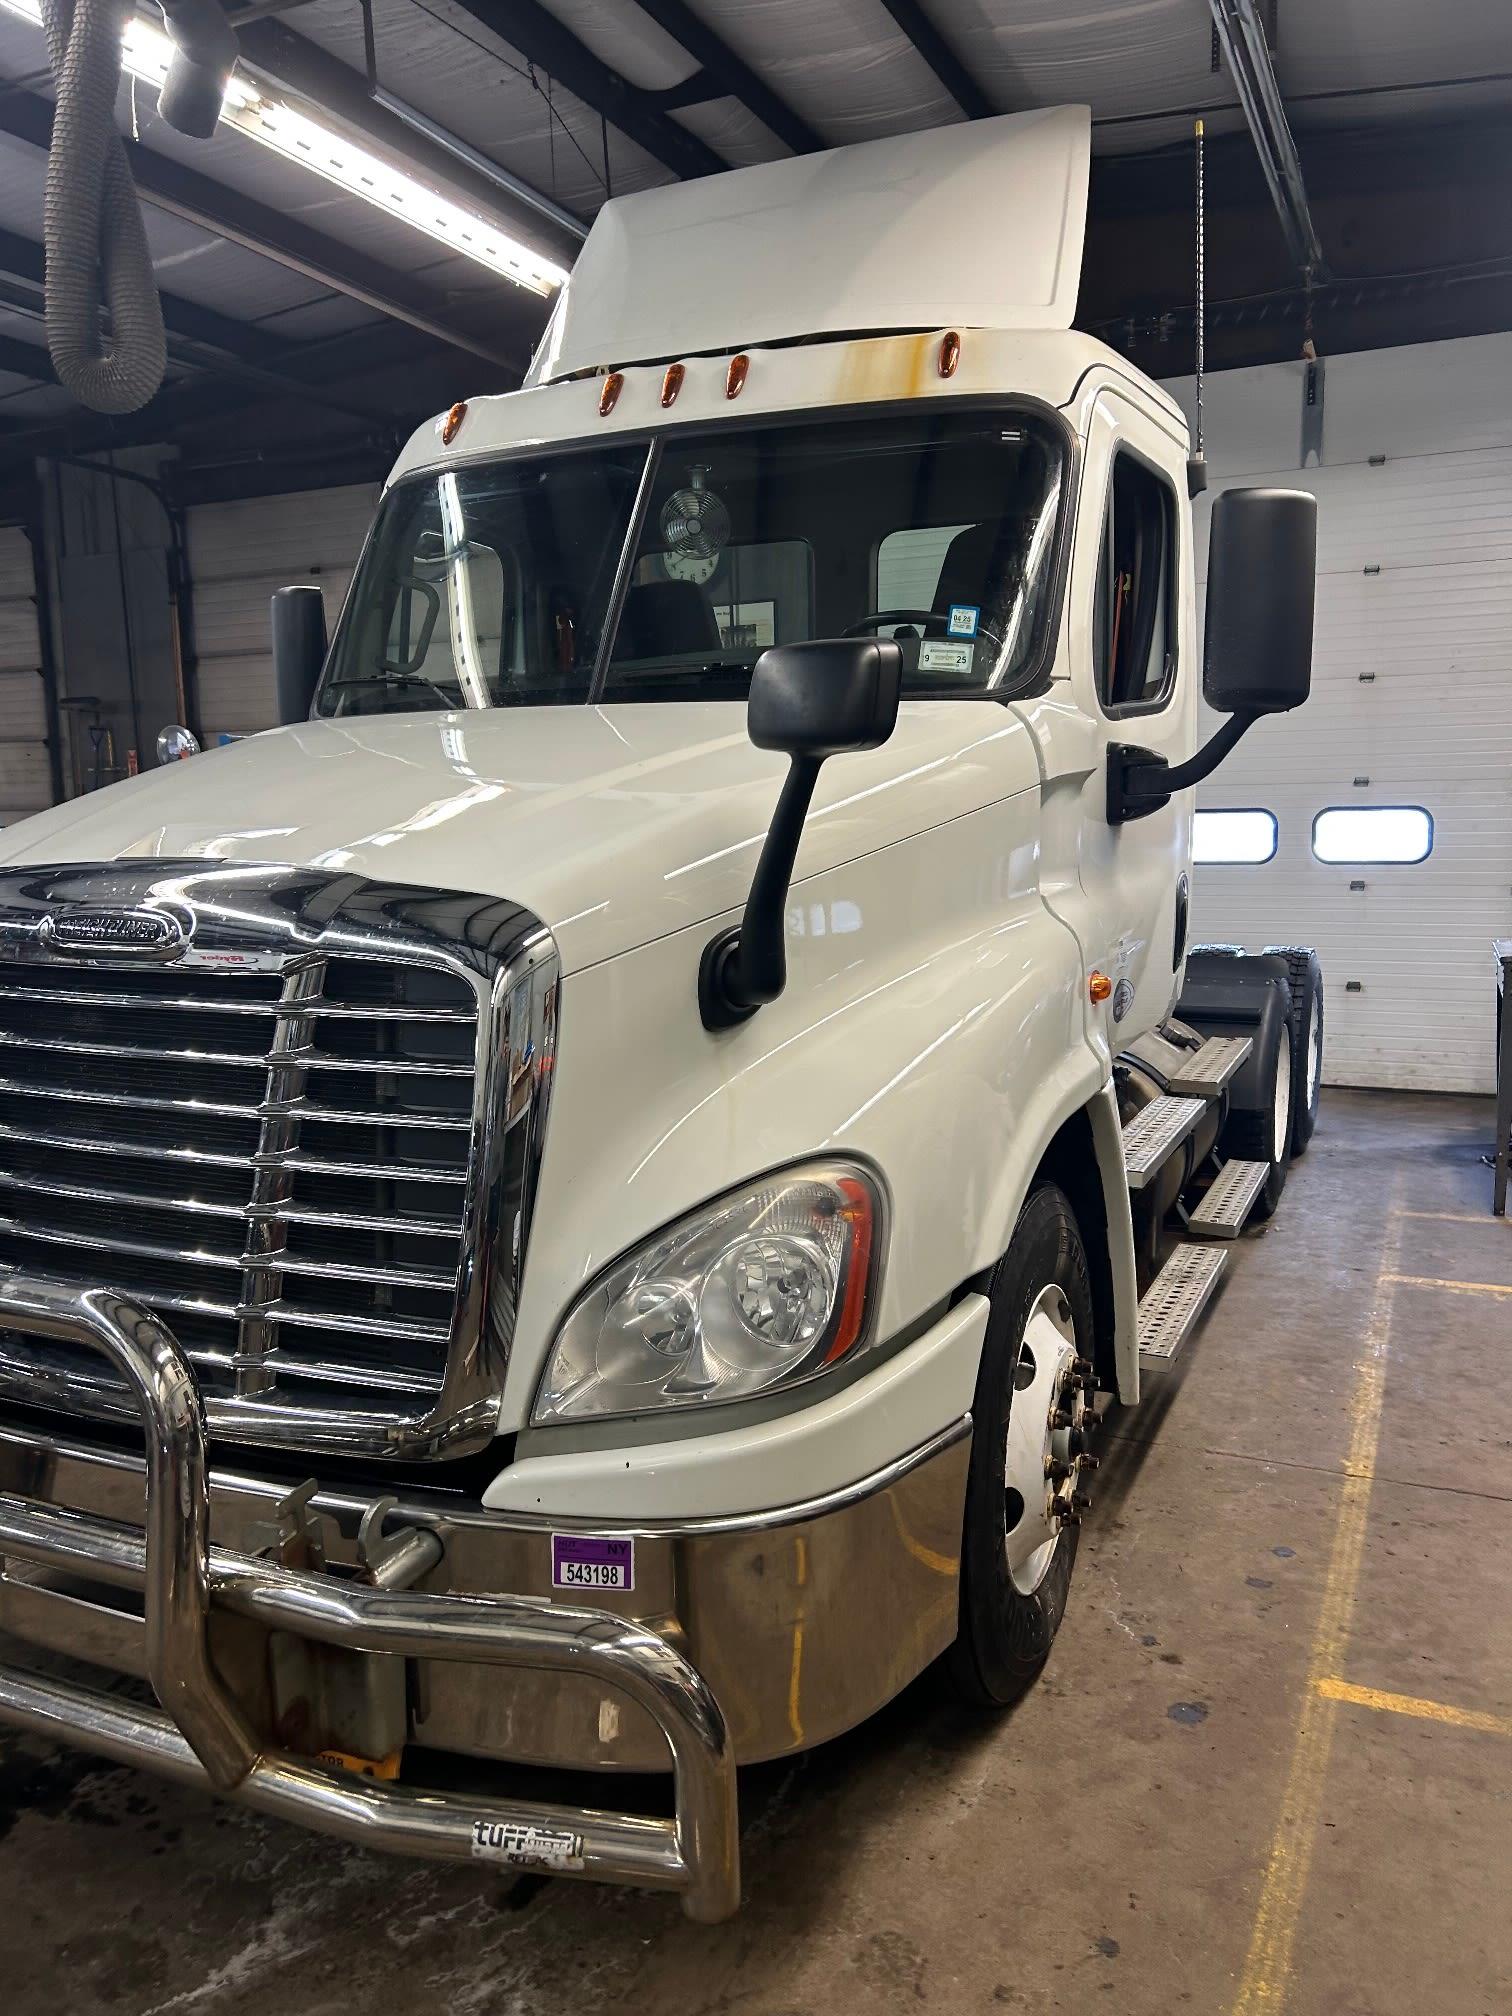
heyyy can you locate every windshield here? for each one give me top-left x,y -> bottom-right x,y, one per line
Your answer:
317,408 -> 1065,717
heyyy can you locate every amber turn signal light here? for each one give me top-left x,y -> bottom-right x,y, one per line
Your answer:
1089,972 -> 1113,1004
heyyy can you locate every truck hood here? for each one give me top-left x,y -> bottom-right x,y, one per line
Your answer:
0,703 -> 1038,972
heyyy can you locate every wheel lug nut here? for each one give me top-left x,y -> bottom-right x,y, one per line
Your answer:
1068,1490 -> 1091,1513
1049,1409 -> 1073,1431
1076,1454 -> 1101,1472
1045,1457 -> 1071,1481
1072,1356 -> 1094,1379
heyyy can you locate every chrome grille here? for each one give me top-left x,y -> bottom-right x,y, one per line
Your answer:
0,865 -> 558,1460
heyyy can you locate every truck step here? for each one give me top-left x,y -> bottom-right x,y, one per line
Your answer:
1138,1245 -> 1230,1365
1165,1034 -> 1252,1098
1122,1095 -> 1207,1191
1188,1158 -> 1270,1238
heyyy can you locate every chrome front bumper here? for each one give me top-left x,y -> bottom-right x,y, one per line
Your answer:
0,1275 -> 740,1921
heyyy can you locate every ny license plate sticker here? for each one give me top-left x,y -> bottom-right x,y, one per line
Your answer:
471,1820 -> 584,1872
551,1533 -> 635,1592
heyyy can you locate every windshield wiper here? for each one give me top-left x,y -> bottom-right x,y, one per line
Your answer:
335,672 -> 462,709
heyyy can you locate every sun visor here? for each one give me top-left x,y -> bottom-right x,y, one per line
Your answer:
527,105 -> 1090,385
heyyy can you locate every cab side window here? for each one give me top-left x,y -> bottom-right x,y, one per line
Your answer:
1094,451 -> 1177,711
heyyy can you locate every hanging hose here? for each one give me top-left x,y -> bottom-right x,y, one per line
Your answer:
40,0 -> 236,414
40,0 -> 167,413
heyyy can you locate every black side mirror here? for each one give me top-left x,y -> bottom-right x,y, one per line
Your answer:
1109,485 -> 1317,824
700,639 -> 902,1030
271,585 -> 328,725
1203,487 -> 1316,714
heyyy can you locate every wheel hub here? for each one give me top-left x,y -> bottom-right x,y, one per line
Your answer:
1003,1284 -> 1098,1595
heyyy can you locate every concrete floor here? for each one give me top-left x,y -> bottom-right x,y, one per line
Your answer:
3,1087 -> 1510,2015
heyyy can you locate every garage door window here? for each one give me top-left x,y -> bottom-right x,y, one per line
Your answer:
1312,806 -> 1433,864
1094,451 -> 1177,713
1193,809 -> 1278,864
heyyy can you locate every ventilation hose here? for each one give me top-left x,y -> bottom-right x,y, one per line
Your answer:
40,0 -> 167,413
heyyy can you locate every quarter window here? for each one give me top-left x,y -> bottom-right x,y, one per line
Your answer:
1312,806 -> 1433,864
1094,451 -> 1177,711
1193,809 -> 1278,864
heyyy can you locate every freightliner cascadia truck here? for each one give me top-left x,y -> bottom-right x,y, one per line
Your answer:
0,107 -> 1324,1919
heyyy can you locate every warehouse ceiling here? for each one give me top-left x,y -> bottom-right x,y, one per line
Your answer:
0,0 -> 1508,502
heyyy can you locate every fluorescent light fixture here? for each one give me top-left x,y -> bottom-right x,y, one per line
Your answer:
0,0 -> 569,294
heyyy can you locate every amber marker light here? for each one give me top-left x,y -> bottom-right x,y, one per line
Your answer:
725,353 -> 749,400
1089,972 -> 1113,1004
938,331 -> 961,378
440,401 -> 467,444
661,362 -> 685,407
823,1175 -> 876,1365
599,372 -> 624,417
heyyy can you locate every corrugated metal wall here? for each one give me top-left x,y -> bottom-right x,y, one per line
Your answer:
0,528 -> 53,824
185,484 -> 378,742
1166,332 -> 1512,1095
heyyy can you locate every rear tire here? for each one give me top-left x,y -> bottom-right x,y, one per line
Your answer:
1221,1003 -> 1294,1218
945,1183 -> 1096,1708
1263,946 -> 1324,1155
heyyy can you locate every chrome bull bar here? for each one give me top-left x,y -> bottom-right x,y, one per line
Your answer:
0,1275 -> 741,1922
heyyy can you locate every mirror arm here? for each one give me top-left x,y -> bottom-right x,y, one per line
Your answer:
699,754 -> 823,1030
1108,708 -> 1259,825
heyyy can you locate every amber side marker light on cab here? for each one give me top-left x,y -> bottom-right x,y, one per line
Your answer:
599,372 -> 624,417
441,401 -> 467,444
823,1175 -> 877,1365
661,362 -> 685,407
1089,972 -> 1113,1004
725,353 -> 749,400
938,331 -> 961,378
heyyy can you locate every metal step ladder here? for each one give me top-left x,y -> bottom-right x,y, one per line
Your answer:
1166,1034 -> 1252,1099
1188,1158 -> 1270,1238
1121,1095 -> 1207,1191
1138,1244 -> 1229,1365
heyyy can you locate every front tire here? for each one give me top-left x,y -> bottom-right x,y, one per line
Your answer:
945,1182 -> 1097,1708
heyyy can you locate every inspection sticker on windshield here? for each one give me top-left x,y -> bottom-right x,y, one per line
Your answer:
918,639 -> 974,676
947,602 -> 980,638
472,1820 -> 584,1871
552,1533 -> 635,1592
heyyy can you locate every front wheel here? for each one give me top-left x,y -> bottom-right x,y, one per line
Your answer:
945,1182 -> 1098,1708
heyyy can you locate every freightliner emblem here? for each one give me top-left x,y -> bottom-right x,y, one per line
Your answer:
39,906 -> 189,959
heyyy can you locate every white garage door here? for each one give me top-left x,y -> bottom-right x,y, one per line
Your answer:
186,484 -> 379,743
0,528 -> 54,825
1167,333 -> 1512,1095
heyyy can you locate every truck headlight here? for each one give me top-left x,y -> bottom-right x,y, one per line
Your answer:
532,1161 -> 884,1425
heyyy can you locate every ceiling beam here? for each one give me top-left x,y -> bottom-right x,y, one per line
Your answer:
874,0 -> 993,121
0,88 -> 527,371
625,0 -> 822,155
442,0 -> 726,180
0,231 -> 404,425
0,333 -> 53,386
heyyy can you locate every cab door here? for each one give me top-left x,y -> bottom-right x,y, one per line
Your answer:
1017,383 -> 1199,1061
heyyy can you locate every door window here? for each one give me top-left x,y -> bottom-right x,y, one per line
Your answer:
1094,451 -> 1177,712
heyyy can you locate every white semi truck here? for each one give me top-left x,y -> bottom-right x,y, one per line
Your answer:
0,108 -> 1324,1920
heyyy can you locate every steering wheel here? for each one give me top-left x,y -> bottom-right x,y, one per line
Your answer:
842,608 -> 1002,648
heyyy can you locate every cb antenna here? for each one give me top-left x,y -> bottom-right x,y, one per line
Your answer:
1187,116 -> 1208,498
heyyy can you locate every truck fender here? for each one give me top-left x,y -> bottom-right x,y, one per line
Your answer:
967,1050 -> 1139,1408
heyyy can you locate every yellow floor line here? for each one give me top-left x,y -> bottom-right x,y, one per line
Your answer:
1393,1210 -> 1511,1226
1383,1272 -> 1512,1299
1230,1181 -> 1405,2016
1317,1676 -> 1512,1739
